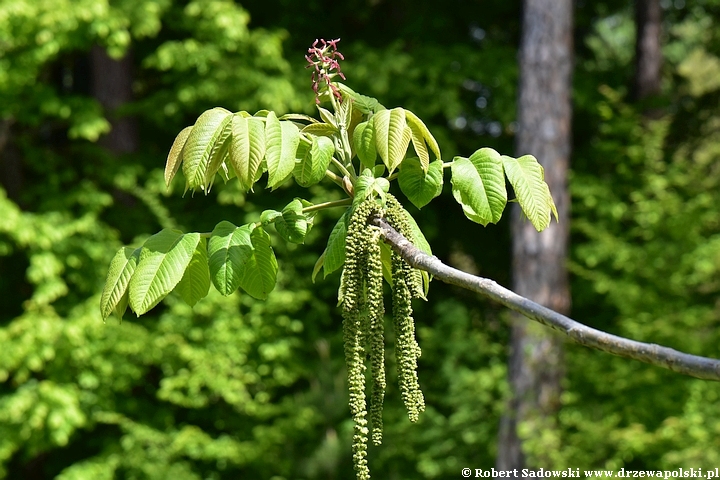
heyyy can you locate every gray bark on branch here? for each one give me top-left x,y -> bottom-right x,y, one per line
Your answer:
370,216 -> 720,381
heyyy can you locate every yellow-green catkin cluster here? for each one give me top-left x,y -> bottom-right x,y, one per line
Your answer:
385,194 -> 425,422
340,194 -> 425,480
342,197 -> 381,480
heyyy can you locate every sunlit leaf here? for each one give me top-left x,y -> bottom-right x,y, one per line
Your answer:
398,158 -> 444,209
260,209 -> 282,226
337,83 -> 383,113
265,112 -> 300,190
207,221 -> 254,296
405,109 -> 441,166
182,107 -> 232,194
312,250 -> 325,283
502,154 -> 557,231
317,106 -> 336,127
164,126 -> 192,188
353,169 -> 377,205
176,238 -> 210,307
353,120 -> 377,170
337,98 -> 352,129
239,226 -> 277,300
374,107 -> 410,174
280,113 -> 319,123
324,210 -> 350,277
100,246 -> 141,320
274,199 -> 311,244
302,122 -> 338,137
408,124 -> 430,172
204,119 -> 233,190
293,135 -> 335,187
451,148 -> 507,226
229,114 -> 266,192
129,230 -> 201,315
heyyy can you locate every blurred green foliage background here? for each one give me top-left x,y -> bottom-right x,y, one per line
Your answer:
1,0 -> 720,478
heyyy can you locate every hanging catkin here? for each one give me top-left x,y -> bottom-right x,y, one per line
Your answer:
340,194 -> 425,480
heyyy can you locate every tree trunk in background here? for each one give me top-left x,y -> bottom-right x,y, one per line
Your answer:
497,0 -> 573,471
633,0 -> 662,101
91,45 -> 138,154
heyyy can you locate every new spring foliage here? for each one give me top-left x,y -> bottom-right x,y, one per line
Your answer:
100,38 -> 558,480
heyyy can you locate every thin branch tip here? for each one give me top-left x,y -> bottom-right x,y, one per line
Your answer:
370,216 -> 720,382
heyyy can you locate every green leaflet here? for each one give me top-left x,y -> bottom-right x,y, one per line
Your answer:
182,107 -> 232,194
280,113 -> 319,123
240,226 -> 278,300
274,199 -> 312,244
398,158 -> 444,209
402,210 -> 432,257
293,135 -> 335,187
353,119 -> 377,170
164,126 -> 192,188
408,123 -> 430,172
112,287 -> 130,322
405,109 -> 441,171
337,83 -> 383,114
374,107 -> 411,174
129,230 -> 201,315
353,169 -> 376,205
260,209 -> 282,225
100,246 -> 141,320
207,222 -> 278,299
229,114 -> 266,192
302,122 -> 338,137
451,148 -> 507,226
353,169 -> 389,207
265,111 -> 300,190
311,249 -> 325,283
323,209 -> 350,278
336,97 -> 353,129
501,154 -> 557,232
175,238 -> 210,307
317,106 -> 337,127
207,221 -> 255,296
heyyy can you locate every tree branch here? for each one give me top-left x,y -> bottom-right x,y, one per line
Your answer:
370,216 -> 720,381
